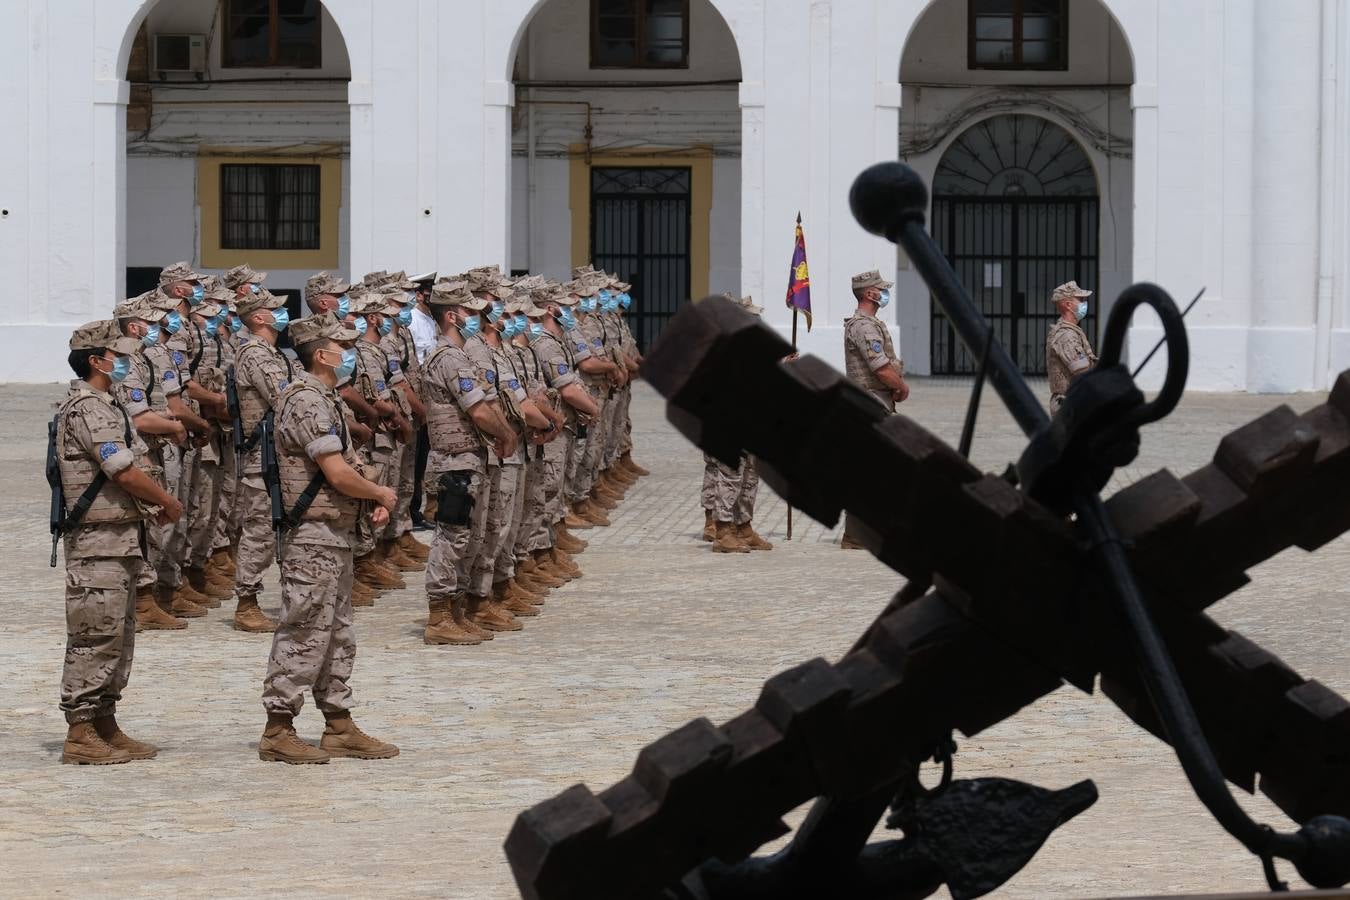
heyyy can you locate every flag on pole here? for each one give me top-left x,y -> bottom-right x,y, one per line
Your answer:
785,212 -> 812,331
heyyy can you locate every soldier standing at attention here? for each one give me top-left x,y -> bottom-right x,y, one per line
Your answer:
841,270 -> 909,550
1045,281 -> 1097,415
260,313 -> 399,765
228,287 -> 294,634
56,321 -> 184,764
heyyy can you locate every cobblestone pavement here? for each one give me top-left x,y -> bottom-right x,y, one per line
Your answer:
0,378 -> 1346,898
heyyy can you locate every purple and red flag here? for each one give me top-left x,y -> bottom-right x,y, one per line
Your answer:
785,212 -> 812,331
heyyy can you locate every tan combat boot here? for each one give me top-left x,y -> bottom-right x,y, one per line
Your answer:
711,521 -> 750,554
555,527 -> 587,553
61,721 -> 132,765
528,555 -> 566,587
563,509 -> 593,530
578,500 -> 611,527
351,580 -> 377,607
169,586 -> 209,618
426,597 -> 450,628
454,594 -> 494,641
355,554 -> 403,589
383,539 -> 423,572
736,522 -> 774,551
472,595 -> 522,632
207,547 -> 235,577
514,571 -> 551,597
135,587 -> 186,631
589,489 -> 618,511
259,714 -> 330,765
839,536 -> 866,550
233,596 -> 277,633
496,581 -> 539,617
622,453 -> 651,476
93,714 -> 158,760
397,532 -> 430,560
320,712 -> 399,759
551,548 -> 582,579
702,511 -> 716,542
185,566 -> 225,607
424,614 -> 482,645
509,577 -> 545,606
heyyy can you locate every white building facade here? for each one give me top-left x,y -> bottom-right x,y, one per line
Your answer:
2,0 -> 1349,391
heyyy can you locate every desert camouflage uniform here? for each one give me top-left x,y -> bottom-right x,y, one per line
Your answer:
843,313 -> 902,413
381,326 -> 421,539
712,455 -> 759,526
1046,320 -> 1097,414
262,373 -> 362,717
461,334 -> 514,596
574,313 -> 611,499
529,331 -> 582,543
490,342 -> 531,585
56,382 -> 146,724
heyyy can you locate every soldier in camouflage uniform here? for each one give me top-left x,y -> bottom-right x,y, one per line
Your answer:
1045,281 -> 1097,415
375,281 -> 431,568
112,294 -> 191,631
56,321 -> 184,764
419,281 -> 519,645
840,270 -> 909,550
568,281 -> 623,523
260,313 -> 399,765
228,287 -> 294,633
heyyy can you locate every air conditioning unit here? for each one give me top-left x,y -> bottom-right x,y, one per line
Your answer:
153,34 -> 206,76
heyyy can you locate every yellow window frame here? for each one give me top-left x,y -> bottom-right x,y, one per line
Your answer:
198,148 -> 342,270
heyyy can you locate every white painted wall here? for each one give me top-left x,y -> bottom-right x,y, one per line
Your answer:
3,0 -> 1349,391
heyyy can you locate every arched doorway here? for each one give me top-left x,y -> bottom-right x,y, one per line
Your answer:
121,0 -> 352,311
508,0 -> 743,351
894,0 -> 1134,376
930,114 -> 1099,374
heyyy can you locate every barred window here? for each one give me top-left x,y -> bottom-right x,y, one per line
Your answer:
220,164 -> 321,250
591,0 -> 689,69
969,0 -> 1068,70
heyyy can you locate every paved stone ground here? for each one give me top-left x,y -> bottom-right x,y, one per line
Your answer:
0,378 -> 1346,899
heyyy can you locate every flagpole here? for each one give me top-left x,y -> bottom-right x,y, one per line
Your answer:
786,308 -> 797,541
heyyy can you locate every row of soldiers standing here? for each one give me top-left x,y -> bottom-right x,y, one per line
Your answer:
52,260 -> 648,765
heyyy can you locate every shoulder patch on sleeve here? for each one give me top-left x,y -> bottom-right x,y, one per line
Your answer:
485,370 -> 496,384
458,377 -> 475,391
129,388 -> 145,402
172,351 -> 185,366
870,340 -> 883,353
557,363 -> 570,375
592,338 -> 603,348
575,342 -> 588,352
508,378 -> 520,391
389,360 -> 401,372
163,370 -> 176,382
98,441 -> 119,461
278,379 -> 288,390
375,380 -> 387,392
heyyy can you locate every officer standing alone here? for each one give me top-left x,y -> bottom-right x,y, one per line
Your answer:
1045,281 -> 1097,414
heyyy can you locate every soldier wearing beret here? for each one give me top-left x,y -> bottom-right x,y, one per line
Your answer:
1045,281 -> 1097,415
260,313 -> 398,764
55,320 -> 184,764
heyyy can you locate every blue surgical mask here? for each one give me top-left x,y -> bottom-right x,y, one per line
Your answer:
877,289 -> 891,309
620,293 -> 632,310
513,314 -> 529,335
336,295 -> 350,319
377,316 -> 393,336
249,283 -> 261,295
501,317 -> 518,338
165,310 -> 183,335
459,314 -> 482,340
272,307 -> 290,332
229,315 -> 244,334
580,297 -> 597,313
352,316 -> 367,338
598,289 -> 612,304
405,291 -> 418,306
559,307 -> 578,332
205,316 -> 220,337
603,297 -> 619,313
190,284 -> 205,305
528,322 -> 545,342
142,324 -> 161,347
1076,301 -> 1088,322
332,348 -> 357,382
108,356 -> 131,383
397,306 -> 412,328
487,301 -> 505,324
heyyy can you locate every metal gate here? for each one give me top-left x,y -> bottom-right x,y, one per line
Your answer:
930,196 -> 1098,375
590,166 -> 691,352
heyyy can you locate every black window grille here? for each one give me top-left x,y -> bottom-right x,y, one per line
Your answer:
969,0 -> 1068,70
591,0 -> 689,69
220,163 -> 321,251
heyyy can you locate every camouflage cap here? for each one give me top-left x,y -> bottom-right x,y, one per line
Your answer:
851,270 -> 893,292
194,300 -> 225,320
564,280 -> 599,298
114,293 -> 166,323
159,261 -> 205,286
223,263 -> 267,288
378,286 -> 413,310
385,271 -> 417,291
1051,281 -> 1093,304
349,291 -> 390,315
305,271 -> 351,302
205,281 -> 235,304
537,283 -> 578,307
362,270 -> 391,288
571,264 -> 597,280
516,298 -> 550,318
70,319 -> 142,355
430,280 -> 490,311
288,311 -> 359,347
148,288 -> 184,312
731,292 -> 763,315
237,289 -> 288,318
